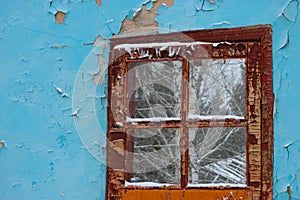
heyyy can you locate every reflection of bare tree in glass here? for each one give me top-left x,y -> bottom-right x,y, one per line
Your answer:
189,59 -> 246,185
129,61 -> 181,119
128,61 -> 181,184
189,127 -> 246,184
132,129 -> 180,184
128,59 -> 246,185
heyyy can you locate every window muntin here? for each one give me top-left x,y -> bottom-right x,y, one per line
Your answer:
125,57 -> 247,187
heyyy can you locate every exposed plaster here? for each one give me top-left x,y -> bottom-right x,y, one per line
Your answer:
0,140 -> 6,148
49,0 -> 69,24
93,36 -> 109,86
55,11 -> 66,24
118,0 -> 174,37
95,0 -> 102,6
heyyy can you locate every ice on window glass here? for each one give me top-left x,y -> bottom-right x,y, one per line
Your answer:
189,59 -> 246,119
127,61 -> 182,120
188,127 -> 246,185
129,128 -> 180,185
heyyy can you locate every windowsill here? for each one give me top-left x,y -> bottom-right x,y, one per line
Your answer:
187,114 -> 245,120
125,181 -> 247,189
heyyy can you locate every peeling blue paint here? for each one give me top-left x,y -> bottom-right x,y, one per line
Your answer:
0,0 -> 300,199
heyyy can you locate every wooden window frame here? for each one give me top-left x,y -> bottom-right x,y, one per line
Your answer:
106,25 -> 273,200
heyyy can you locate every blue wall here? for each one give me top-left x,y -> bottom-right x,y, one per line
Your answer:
0,0 -> 299,199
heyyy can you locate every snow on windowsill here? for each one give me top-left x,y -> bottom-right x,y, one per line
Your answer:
188,114 -> 244,120
187,183 -> 247,188
126,115 -> 244,122
126,117 -> 181,123
125,181 -> 177,187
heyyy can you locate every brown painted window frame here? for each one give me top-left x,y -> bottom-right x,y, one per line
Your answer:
106,25 -> 273,200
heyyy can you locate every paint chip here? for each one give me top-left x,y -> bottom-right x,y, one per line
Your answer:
0,141 -> 5,148
55,11 -> 66,24
95,0 -> 102,6
71,107 -> 82,117
211,21 -> 230,27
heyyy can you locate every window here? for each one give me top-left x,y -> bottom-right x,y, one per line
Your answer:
106,25 -> 273,200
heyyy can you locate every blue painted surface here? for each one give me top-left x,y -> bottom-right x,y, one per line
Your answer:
0,0 -> 299,199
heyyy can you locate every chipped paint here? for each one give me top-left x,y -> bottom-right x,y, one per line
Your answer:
0,0 -> 299,199
55,11 -> 66,24
118,0 -> 174,37
0,141 -> 6,148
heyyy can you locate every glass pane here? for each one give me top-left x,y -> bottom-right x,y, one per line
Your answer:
128,128 -> 180,185
127,61 -> 182,120
189,59 -> 246,119
188,127 -> 246,185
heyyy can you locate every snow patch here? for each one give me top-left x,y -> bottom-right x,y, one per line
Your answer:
125,181 -> 177,187
114,41 -> 219,50
127,117 -> 180,122
187,183 -> 247,188
188,114 -> 244,120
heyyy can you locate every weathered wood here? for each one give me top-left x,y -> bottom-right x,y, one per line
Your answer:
122,189 -> 253,200
106,25 -> 273,200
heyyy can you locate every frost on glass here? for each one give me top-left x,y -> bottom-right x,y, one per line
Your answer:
129,128 -> 180,185
189,59 -> 246,118
127,61 -> 182,120
188,127 -> 246,185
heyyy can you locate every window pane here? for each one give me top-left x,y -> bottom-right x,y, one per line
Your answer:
127,61 -> 182,120
189,59 -> 246,118
188,127 -> 246,185
129,128 -> 180,185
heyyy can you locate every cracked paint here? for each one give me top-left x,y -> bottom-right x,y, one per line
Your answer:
0,0 -> 300,199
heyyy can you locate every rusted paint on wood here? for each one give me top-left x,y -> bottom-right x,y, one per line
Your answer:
111,25 -> 272,45
212,43 -> 247,57
260,26 -> 273,200
122,189 -> 253,200
106,169 -> 125,200
246,42 -> 262,200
